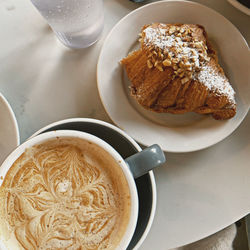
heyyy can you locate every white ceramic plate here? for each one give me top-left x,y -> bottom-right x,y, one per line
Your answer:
97,0 -> 250,153
0,93 -> 19,164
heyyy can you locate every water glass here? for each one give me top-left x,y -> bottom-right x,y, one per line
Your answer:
30,0 -> 104,49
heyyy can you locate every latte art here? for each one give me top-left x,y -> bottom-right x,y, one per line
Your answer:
0,138 -> 131,250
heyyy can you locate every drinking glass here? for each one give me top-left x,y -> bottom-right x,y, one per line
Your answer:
30,0 -> 104,49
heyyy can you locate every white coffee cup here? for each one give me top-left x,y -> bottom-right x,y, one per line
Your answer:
0,130 -> 165,250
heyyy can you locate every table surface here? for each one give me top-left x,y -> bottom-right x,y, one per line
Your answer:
0,0 -> 249,249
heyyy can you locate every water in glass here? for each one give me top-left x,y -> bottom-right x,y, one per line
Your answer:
30,0 -> 104,48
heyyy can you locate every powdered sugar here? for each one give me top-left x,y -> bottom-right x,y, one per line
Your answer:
197,65 -> 235,104
142,24 -> 208,72
143,26 -> 176,49
143,24 -> 236,105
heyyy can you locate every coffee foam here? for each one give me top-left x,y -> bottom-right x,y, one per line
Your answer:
0,137 -> 131,250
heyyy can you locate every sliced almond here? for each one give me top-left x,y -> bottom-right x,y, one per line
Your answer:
156,64 -> 163,71
204,56 -> 210,62
199,54 -> 205,62
179,72 -> 185,77
172,58 -> 180,64
181,77 -> 189,84
149,46 -> 154,51
163,59 -> 172,66
183,57 -> 189,64
169,26 -> 176,34
194,42 -> 203,49
147,60 -> 153,69
153,51 -> 158,56
158,51 -> 164,59
180,27 -> 185,33
178,61 -> 185,68
190,57 -> 196,63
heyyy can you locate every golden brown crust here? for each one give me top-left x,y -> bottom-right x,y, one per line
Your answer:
121,23 -> 236,120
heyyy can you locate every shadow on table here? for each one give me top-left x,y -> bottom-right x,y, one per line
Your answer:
233,218 -> 249,250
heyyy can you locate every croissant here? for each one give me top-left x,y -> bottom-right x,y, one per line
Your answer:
121,23 -> 236,120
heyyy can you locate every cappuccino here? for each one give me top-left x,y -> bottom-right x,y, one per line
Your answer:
0,137 -> 131,250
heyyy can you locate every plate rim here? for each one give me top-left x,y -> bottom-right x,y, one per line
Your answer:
30,117 -> 157,250
97,0 -> 250,153
227,0 -> 250,16
0,92 -> 20,150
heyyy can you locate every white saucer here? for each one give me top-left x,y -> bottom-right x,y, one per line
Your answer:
0,93 -> 19,164
97,0 -> 250,153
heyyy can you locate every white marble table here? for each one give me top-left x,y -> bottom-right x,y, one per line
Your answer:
0,0 -> 249,249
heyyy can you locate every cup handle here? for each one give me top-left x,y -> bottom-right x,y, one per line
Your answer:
125,144 -> 166,179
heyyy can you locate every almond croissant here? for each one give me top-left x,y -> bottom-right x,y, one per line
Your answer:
121,23 -> 236,120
